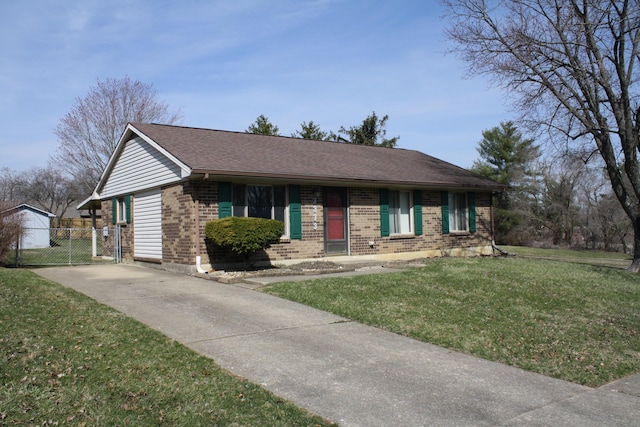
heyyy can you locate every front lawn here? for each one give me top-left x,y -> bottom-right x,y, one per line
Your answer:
264,257 -> 640,387
0,268 -> 334,426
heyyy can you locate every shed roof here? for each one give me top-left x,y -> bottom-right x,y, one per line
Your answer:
126,122 -> 502,190
2,203 -> 56,218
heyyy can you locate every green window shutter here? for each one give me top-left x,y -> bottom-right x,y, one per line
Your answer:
413,190 -> 423,236
111,197 -> 117,225
379,188 -> 390,237
468,192 -> 476,233
441,191 -> 449,234
218,182 -> 232,218
125,195 -> 131,224
289,185 -> 302,239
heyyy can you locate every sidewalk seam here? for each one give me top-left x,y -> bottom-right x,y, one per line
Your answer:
184,319 -> 353,345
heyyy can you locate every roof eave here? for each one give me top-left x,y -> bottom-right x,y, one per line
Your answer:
1,204 -> 56,217
77,194 -> 102,210
92,123 -> 193,198
189,169 -> 503,191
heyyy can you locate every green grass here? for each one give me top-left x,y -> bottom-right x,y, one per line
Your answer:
264,257 -> 640,387
0,268 -> 334,426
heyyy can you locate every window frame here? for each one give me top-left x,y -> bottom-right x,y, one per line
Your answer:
389,189 -> 413,236
115,196 -> 129,224
448,192 -> 469,233
232,184 -> 290,237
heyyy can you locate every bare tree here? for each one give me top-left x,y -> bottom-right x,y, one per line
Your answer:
443,0 -> 640,271
0,167 -> 27,203
23,165 -> 81,227
540,161 -> 582,246
0,201 -> 24,265
53,76 -> 182,195
0,166 -> 82,227
577,165 -> 633,251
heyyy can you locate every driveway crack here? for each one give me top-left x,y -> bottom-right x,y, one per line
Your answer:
185,319 -> 352,344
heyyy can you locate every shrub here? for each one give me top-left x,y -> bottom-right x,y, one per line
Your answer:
205,216 -> 284,259
0,210 -> 23,266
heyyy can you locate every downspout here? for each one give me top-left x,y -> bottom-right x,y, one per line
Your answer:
194,178 -> 208,274
490,191 -> 510,256
90,208 -> 97,258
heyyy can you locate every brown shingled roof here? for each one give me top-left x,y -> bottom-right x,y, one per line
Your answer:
129,122 -> 503,190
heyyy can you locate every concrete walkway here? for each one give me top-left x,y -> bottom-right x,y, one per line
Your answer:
35,264 -> 640,427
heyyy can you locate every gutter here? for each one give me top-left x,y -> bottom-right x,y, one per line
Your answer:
188,170 -> 506,192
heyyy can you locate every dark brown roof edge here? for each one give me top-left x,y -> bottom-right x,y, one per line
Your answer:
190,169 -> 506,191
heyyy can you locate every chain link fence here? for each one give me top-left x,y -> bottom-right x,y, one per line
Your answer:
11,227 -> 120,267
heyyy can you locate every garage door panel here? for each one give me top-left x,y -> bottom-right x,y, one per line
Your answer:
134,190 -> 162,259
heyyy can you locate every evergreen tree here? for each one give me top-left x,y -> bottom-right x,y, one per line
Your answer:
291,121 -> 329,140
338,112 -> 399,148
246,115 -> 280,136
471,121 -> 539,244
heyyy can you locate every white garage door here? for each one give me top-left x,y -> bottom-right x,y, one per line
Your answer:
134,189 -> 162,260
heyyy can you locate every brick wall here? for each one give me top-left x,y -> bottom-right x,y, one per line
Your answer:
166,182 -> 494,269
200,183 -> 326,267
266,185 -> 325,260
349,188 -> 492,256
109,182 -> 493,270
161,182 -> 196,265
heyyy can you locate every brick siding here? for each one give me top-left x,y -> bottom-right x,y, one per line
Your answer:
109,182 -> 494,270
349,188 -> 492,256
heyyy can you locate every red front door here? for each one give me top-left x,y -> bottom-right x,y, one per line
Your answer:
324,188 -> 348,254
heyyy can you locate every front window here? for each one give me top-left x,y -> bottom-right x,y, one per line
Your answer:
389,190 -> 412,234
233,184 -> 287,232
449,192 -> 468,232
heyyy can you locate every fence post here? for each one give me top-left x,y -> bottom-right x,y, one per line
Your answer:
68,228 -> 72,265
14,225 -> 21,267
91,209 -> 98,258
114,225 -> 121,263
92,227 -> 97,258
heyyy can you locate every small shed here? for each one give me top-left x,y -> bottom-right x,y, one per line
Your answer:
2,204 -> 56,249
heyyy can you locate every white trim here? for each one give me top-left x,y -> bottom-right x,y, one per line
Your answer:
2,203 -> 55,218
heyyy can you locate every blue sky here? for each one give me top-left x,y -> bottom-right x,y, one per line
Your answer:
1,0 -> 513,172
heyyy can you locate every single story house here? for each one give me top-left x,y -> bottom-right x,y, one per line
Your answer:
79,122 -> 504,273
2,204 -> 55,249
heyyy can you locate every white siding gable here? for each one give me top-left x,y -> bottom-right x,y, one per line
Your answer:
101,137 -> 184,198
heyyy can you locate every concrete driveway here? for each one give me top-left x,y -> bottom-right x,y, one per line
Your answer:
34,264 -> 640,427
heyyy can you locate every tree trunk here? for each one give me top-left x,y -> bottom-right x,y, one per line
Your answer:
629,217 -> 640,273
